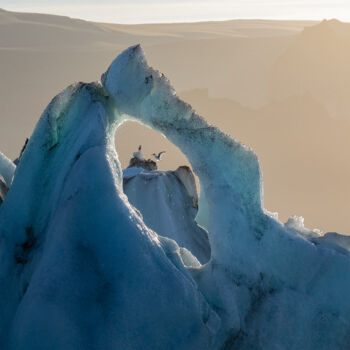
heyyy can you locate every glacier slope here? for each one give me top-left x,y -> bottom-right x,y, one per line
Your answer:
103,45 -> 350,349
0,83 -> 217,349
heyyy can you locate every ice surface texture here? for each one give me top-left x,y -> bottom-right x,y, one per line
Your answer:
0,152 -> 15,205
123,167 -> 210,264
0,83 -> 217,349
0,45 -> 349,349
0,151 -> 15,187
103,45 -> 350,349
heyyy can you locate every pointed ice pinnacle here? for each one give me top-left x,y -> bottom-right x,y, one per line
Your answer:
0,82 -> 217,349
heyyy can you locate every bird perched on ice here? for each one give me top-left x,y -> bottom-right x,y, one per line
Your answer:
133,145 -> 145,160
152,151 -> 166,161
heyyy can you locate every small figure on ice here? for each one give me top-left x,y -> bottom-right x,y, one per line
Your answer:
133,145 -> 145,160
128,145 -> 157,170
152,151 -> 166,162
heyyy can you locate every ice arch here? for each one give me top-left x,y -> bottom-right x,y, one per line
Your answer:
103,45 -> 350,348
103,45 -> 264,265
0,45 -> 349,350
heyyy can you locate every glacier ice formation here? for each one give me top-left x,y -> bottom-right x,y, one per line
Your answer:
123,166 -> 210,264
0,45 -> 349,349
0,151 -> 15,188
0,151 -> 15,205
0,176 -> 8,205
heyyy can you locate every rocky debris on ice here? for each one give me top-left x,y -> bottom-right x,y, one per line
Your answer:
127,156 -> 157,171
13,137 -> 29,165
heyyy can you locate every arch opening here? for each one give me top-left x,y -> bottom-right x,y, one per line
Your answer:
115,120 -> 192,173
115,119 -> 210,264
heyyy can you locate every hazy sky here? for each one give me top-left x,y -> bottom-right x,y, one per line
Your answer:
3,0 -> 350,23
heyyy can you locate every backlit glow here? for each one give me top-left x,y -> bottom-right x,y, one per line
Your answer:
3,0 -> 350,24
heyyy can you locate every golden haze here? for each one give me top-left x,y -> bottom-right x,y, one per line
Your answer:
0,9 -> 349,234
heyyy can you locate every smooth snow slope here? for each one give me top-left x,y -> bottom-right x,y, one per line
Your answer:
123,167 -> 210,264
0,45 -> 349,349
103,45 -> 350,349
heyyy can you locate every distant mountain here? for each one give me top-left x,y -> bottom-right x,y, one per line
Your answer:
270,19 -> 350,120
0,9 -> 313,160
180,89 -> 350,235
1,8 -> 349,236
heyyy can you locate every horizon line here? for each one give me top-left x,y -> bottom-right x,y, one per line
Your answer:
1,7 -> 345,26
